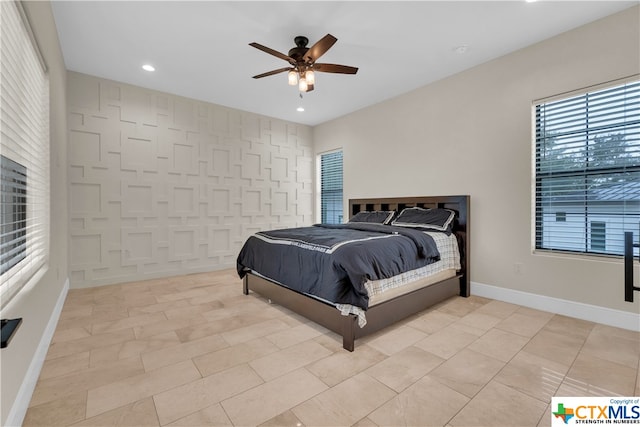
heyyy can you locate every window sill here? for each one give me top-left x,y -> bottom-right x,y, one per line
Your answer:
532,249 -> 638,265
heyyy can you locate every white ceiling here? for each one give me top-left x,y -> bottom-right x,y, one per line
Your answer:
50,1 -> 637,126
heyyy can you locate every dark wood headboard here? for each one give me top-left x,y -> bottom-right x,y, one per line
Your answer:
349,195 -> 470,297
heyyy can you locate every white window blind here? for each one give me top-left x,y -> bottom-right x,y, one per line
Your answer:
1,1 -> 50,308
320,150 -> 343,224
534,79 -> 640,256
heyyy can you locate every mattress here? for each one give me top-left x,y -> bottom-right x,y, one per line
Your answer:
366,231 -> 460,305
336,231 -> 460,326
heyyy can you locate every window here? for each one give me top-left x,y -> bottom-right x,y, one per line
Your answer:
534,79 -> 640,256
1,156 -> 27,275
590,221 -> 606,252
1,1 -> 50,308
320,150 -> 343,224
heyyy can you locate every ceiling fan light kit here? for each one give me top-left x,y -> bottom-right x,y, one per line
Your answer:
298,78 -> 308,92
305,69 -> 315,85
250,34 -> 358,93
288,70 -> 298,85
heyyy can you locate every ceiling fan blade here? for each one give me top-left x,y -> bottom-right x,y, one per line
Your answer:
313,63 -> 358,74
304,34 -> 337,63
249,42 -> 296,65
252,67 -> 293,79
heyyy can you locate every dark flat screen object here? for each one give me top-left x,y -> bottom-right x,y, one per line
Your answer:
1,318 -> 22,348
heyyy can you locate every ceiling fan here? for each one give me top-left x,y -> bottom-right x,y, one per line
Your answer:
249,34 -> 358,93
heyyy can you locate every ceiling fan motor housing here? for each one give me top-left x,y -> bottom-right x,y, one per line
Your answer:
288,36 -> 310,62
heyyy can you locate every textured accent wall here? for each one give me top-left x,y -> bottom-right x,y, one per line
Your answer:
67,71 -> 313,288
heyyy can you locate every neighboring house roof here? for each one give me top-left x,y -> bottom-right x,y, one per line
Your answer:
542,180 -> 640,204
592,180 -> 640,202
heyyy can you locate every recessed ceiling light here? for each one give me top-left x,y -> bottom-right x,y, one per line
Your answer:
142,64 -> 155,72
296,107 -> 305,112
526,0 -> 537,3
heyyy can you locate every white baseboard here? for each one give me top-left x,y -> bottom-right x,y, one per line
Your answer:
4,278 -> 69,427
471,281 -> 640,332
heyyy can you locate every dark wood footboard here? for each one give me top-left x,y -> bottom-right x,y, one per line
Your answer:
243,271 -> 461,351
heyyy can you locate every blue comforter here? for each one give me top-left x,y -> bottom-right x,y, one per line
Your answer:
236,223 -> 440,310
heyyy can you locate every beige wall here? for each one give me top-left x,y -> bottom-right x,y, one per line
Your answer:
1,2 -> 69,425
314,7 -> 640,315
67,72 -> 313,288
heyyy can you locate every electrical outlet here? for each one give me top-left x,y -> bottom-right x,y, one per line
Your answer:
514,262 -> 523,275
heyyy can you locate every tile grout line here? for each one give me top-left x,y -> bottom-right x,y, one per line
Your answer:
440,310 -> 552,426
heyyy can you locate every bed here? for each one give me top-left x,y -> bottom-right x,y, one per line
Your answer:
238,195 -> 470,351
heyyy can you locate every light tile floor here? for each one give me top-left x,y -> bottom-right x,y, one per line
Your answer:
23,269 -> 640,426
